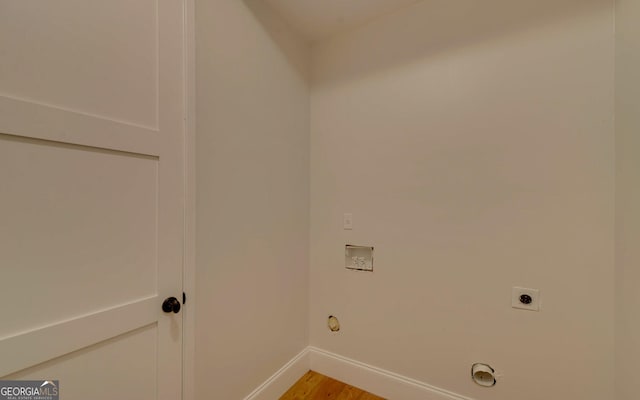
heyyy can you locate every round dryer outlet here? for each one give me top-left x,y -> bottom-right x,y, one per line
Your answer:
327,315 -> 340,332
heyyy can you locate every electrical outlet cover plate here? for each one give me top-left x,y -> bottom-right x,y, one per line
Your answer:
512,287 -> 540,311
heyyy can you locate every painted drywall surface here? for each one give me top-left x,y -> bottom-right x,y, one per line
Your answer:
615,0 -> 640,399
309,1 -> 614,399
195,1 -> 310,399
262,0 -> 421,43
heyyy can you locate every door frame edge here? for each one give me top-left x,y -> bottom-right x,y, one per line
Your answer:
182,0 -> 197,398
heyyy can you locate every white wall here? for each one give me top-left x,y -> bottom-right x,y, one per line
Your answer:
615,0 -> 640,399
309,1 -> 615,399
195,1 -> 310,398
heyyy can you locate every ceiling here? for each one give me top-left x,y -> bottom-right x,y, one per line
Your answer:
262,0 -> 422,43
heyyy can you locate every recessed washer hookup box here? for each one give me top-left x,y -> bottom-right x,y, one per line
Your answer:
345,244 -> 374,271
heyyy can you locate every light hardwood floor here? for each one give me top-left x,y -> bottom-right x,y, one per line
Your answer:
279,370 -> 385,400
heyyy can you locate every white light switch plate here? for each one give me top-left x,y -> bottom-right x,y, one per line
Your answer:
343,213 -> 353,230
512,287 -> 541,311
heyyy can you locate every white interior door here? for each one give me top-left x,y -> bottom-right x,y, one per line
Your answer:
0,1 -> 185,399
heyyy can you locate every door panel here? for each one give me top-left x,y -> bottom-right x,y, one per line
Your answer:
0,136 -> 158,338
0,0 -> 184,398
5,325 -> 158,400
0,0 -> 159,127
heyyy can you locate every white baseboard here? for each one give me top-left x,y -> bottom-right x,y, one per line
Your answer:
308,347 -> 474,400
242,348 -> 310,400
243,346 -> 473,400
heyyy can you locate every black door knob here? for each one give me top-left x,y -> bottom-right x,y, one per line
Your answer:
162,297 -> 181,313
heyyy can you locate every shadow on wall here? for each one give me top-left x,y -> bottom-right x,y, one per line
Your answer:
242,0 -> 310,83
311,0 -> 612,86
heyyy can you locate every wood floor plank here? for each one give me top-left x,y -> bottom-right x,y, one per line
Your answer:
279,371 -> 385,400
335,384 -> 365,399
311,376 -> 347,399
280,370 -> 327,400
